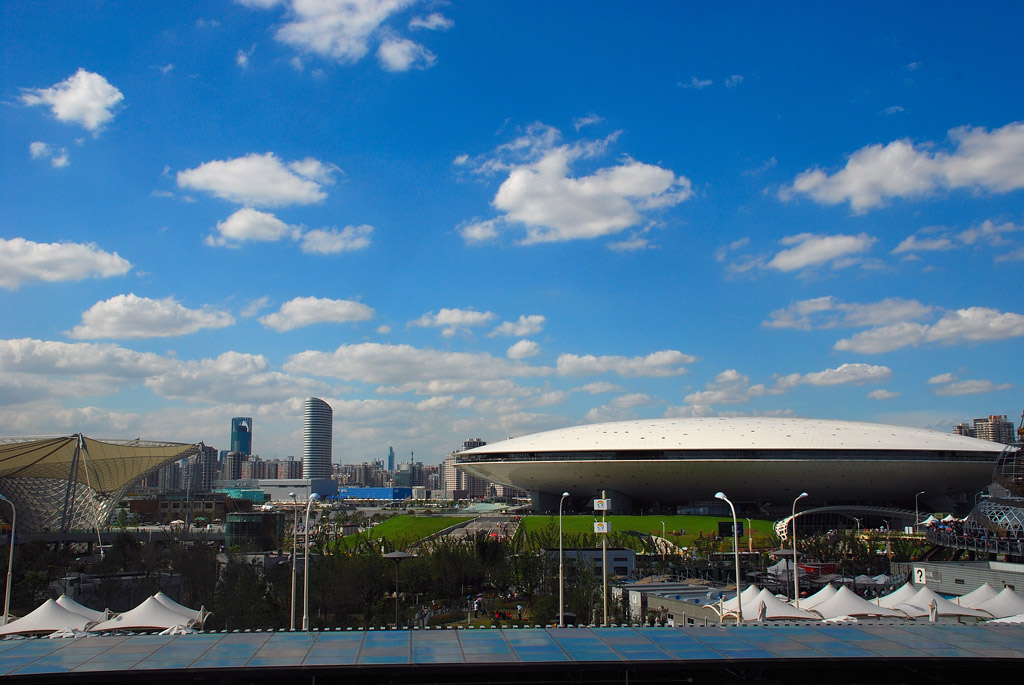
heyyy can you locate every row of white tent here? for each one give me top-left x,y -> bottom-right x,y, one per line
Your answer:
709,582 -> 1024,623
765,559 -> 891,587
0,592 -> 209,638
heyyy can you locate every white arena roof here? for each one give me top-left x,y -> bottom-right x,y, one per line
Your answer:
455,418 -> 1010,510
458,417 -> 1007,455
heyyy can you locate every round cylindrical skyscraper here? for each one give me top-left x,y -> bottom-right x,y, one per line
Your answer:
302,397 -> 333,479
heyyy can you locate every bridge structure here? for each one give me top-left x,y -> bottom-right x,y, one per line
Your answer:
774,505 -> 918,540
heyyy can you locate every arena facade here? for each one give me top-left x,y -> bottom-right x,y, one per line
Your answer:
455,417 -> 1011,515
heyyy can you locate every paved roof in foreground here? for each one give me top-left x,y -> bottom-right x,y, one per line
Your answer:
0,624 -> 1022,678
459,417 -> 1009,456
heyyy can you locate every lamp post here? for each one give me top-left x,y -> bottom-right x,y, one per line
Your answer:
384,551 -> 415,627
791,492 -> 808,607
289,492 -> 298,631
302,493 -> 320,631
558,491 -> 569,627
0,495 -> 15,626
915,491 -> 925,532
745,518 -> 753,553
714,492 -> 742,622
660,521 -> 666,560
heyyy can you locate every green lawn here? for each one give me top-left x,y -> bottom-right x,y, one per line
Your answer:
520,514 -> 776,549
349,515 -> 472,546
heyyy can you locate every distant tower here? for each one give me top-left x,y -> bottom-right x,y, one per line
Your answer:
388,446 -> 395,471
303,398 -> 333,479
231,417 -> 253,455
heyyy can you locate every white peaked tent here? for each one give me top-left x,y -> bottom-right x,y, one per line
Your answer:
919,515 -> 939,526
987,613 -> 1024,623
812,585 -> 906,620
872,574 -> 890,585
152,591 -> 208,627
894,586 -> 990,619
795,584 -> 836,610
710,584 -> 761,613
974,588 -> 1024,619
0,599 -> 93,636
874,582 -> 919,609
955,583 -> 999,609
738,588 -> 818,622
91,596 -> 196,632
767,559 -> 806,578
55,594 -> 106,623
853,574 -> 885,587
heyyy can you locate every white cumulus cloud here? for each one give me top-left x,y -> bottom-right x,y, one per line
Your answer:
409,308 -> 496,337
243,0 -> 429,68
300,224 -> 373,254
835,307 -> 1024,353
178,152 -> 334,207
21,69 -> 124,132
506,340 -> 540,359
781,120 -> 1024,212
490,314 -> 545,337
764,296 -> 934,330
556,350 -> 696,377
767,233 -> 877,271
0,237 -> 131,289
283,342 -> 549,386
259,296 -> 374,331
458,125 -> 692,245
29,141 -> 69,168
931,379 -> 1013,396
377,38 -> 436,71
206,208 -> 301,247
68,294 -> 235,339
409,13 -> 452,30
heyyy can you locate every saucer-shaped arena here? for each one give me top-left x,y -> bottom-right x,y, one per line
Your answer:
455,417 -> 1010,513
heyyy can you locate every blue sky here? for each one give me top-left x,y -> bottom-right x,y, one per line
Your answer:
2,1 -> 1022,465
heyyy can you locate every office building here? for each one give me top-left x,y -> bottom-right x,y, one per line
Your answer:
303,397 -> 333,479
231,417 -> 253,455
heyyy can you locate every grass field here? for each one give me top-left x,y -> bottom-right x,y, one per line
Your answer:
346,515 -> 472,546
520,514 -> 776,548
342,513 -> 776,550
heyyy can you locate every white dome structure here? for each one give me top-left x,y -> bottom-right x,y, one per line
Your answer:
455,417 -> 1005,512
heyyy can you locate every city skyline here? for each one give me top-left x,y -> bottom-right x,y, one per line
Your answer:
2,3 -> 1022,465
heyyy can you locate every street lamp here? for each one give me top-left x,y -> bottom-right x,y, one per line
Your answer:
289,492 -> 298,631
302,493 -> 320,631
660,521 -> 666,560
791,492 -> 808,607
0,495 -> 15,626
745,518 -> 753,553
714,492 -> 742,623
384,551 -> 415,627
558,491 -> 570,627
915,491 -> 925,532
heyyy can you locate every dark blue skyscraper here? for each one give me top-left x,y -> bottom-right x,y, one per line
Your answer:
231,417 -> 253,455
388,446 -> 395,471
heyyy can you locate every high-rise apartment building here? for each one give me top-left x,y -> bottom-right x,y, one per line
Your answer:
303,397 -> 333,479
955,415 -> 1016,445
974,415 -> 1016,445
231,417 -> 253,455
444,439 -> 489,499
